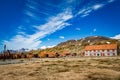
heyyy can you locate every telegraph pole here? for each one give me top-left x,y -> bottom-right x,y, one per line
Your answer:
3,44 -> 6,61
4,44 -> 6,52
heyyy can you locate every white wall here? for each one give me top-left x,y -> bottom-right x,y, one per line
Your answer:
85,49 -> 117,56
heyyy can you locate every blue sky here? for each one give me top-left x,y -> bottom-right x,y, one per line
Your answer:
0,0 -> 120,50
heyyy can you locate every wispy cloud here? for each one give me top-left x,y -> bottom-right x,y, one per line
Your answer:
93,28 -> 97,32
93,4 -> 104,10
4,34 -> 42,50
108,0 -> 115,3
76,0 -> 116,18
47,38 -> 50,41
111,34 -> 120,39
76,28 -> 81,31
3,8 -> 72,50
24,10 -> 36,18
59,36 -> 65,39
24,0 -> 41,20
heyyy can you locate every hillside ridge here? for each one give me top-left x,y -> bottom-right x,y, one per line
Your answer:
38,36 -> 120,55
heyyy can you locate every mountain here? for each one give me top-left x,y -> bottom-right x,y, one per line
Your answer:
37,36 -> 120,55
57,36 -> 110,47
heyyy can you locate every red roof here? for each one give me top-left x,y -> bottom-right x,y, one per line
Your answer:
85,44 -> 117,50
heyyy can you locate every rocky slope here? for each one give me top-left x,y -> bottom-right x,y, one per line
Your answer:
37,36 -> 120,55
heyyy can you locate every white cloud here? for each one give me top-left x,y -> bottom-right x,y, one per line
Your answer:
47,38 -> 50,41
111,34 -> 120,39
81,13 -> 89,17
93,28 -> 97,32
108,0 -> 115,3
3,34 -> 42,50
59,36 -> 65,39
26,3 -> 37,10
3,8 -> 72,50
76,7 -> 95,17
76,28 -> 81,31
78,4 -> 103,17
40,46 -> 46,49
93,4 -> 104,10
67,0 -> 75,3
76,0 -> 116,18
40,45 -> 55,49
24,10 -> 36,18
77,9 -> 86,16
24,0 -> 41,20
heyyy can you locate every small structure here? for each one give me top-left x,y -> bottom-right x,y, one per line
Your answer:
59,51 -> 71,57
85,44 -> 118,56
38,52 -> 59,58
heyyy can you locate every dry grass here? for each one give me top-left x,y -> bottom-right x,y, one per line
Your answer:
0,57 -> 120,80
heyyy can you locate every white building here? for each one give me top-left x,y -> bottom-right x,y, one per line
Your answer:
85,44 -> 117,56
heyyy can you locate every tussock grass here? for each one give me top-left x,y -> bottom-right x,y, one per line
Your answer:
0,57 -> 120,80
87,72 -> 120,80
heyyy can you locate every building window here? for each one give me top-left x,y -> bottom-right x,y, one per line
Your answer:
90,53 -> 92,56
94,53 -> 96,56
97,54 -> 99,56
113,53 -> 115,56
102,53 -> 105,56
112,49 -> 114,52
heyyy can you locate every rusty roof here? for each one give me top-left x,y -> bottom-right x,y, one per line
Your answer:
40,52 -> 56,55
85,44 -> 117,50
